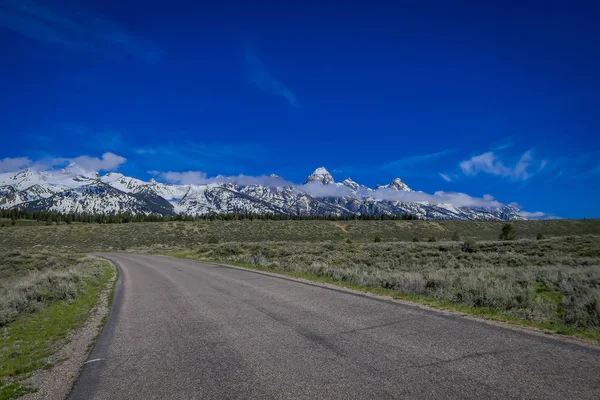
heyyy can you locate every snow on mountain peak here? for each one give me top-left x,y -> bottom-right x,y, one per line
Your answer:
305,167 -> 334,185
342,177 -> 359,191
389,177 -> 411,191
62,163 -> 94,177
0,164 -> 529,221
376,177 -> 412,192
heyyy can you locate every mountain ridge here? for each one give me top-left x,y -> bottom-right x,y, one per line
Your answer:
0,166 -> 528,220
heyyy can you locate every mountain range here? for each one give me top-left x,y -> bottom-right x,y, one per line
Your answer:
0,165 -> 525,220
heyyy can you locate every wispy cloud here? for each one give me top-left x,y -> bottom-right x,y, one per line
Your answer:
459,150 -> 544,181
336,150 -> 455,178
149,171 -> 208,185
244,47 -> 298,107
381,150 -> 455,170
0,152 -> 126,173
439,173 -> 452,182
0,157 -> 33,173
150,170 -> 294,187
0,0 -> 161,63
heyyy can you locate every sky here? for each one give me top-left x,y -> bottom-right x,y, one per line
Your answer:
0,0 -> 599,218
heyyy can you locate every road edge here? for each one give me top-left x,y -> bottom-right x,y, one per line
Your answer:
66,255 -> 126,400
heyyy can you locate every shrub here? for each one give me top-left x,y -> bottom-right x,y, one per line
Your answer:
428,236 -> 437,242
374,236 -> 382,243
536,233 -> 545,240
451,231 -> 461,241
346,238 -> 352,244
461,239 -> 477,253
207,236 -> 219,244
412,237 -> 420,242
499,223 -> 516,241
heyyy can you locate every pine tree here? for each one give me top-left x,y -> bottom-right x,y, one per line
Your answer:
499,223 -> 516,241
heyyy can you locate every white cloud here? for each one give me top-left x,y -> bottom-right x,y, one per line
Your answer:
151,171 -> 208,185
70,152 -> 126,171
459,150 -> 543,181
518,211 -> 545,218
151,170 -> 296,187
226,174 -> 295,187
0,157 -> 32,172
299,183 -> 356,198
517,211 -> 561,220
0,153 -> 126,174
439,173 -> 451,182
367,188 -> 504,208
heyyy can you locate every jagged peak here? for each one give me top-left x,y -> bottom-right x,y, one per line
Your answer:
305,167 -> 334,185
342,177 -> 359,191
389,177 -> 410,191
376,177 -> 412,192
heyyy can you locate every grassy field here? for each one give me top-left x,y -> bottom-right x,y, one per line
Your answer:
1,219 -> 599,342
1,219 -> 600,252
0,252 -> 115,398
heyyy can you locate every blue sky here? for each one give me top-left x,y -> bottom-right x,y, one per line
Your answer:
0,0 -> 599,218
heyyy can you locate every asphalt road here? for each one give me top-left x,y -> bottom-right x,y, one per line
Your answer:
70,254 -> 600,400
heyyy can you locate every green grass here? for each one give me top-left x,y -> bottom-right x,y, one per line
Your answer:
0,382 -> 33,400
0,255 -> 115,399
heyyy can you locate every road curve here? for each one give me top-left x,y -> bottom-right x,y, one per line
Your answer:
70,254 -> 600,400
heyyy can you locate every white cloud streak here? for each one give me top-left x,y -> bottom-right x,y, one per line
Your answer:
0,0 -> 161,63
150,170 -> 296,187
517,211 -> 561,220
459,150 -> 543,181
149,171 -> 208,185
439,173 -> 451,182
245,47 -> 298,107
382,150 -> 455,169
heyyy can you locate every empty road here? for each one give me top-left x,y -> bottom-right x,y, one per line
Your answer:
70,254 -> 600,399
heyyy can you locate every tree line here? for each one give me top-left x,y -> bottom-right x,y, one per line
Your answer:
0,209 -> 419,225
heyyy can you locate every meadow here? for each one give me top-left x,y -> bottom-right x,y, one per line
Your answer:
1,218 -> 599,341
0,252 -> 115,398
1,218 -> 599,252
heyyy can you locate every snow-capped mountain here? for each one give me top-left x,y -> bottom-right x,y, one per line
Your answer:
0,165 -> 527,220
305,167 -> 335,185
376,177 -> 412,192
